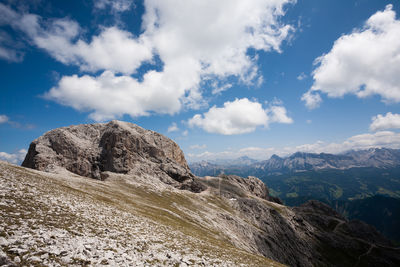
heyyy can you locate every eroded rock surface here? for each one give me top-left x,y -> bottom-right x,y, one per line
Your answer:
202,175 -> 400,267
22,120 -> 202,191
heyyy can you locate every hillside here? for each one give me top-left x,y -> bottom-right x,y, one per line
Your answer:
0,161 -> 281,266
190,151 -> 400,243
1,121 -> 400,266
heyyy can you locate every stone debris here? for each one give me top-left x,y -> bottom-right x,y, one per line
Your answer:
0,161 -> 276,267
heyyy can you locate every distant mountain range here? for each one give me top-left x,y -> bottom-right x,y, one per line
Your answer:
190,148 -> 400,243
190,148 -> 400,177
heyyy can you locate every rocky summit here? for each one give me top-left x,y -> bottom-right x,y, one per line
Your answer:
22,120 -> 203,192
0,121 -> 399,266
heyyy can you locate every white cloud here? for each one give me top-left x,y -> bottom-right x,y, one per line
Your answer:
188,98 -> 292,135
370,112 -> 400,131
267,105 -> 293,124
0,149 -> 27,164
211,82 -> 232,95
301,90 -> 321,110
45,70 -> 189,121
0,3 -> 152,74
303,5 -> 400,108
94,0 -> 134,12
188,131 -> 400,161
188,98 -> 268,135
189,144 -> 207,150
167,122 -> 179,133
0,1 -> 295,120
30,23 -> 153,75
0,114 -> 9,124
297,72 -> 307,80
182,130 -> 189,137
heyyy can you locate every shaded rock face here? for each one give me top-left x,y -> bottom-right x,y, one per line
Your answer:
22,120 -> 199,189
203,175 -> 400,267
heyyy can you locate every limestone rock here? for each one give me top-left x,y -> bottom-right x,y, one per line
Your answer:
203,174 -> 282,203
22,120 -> 198,189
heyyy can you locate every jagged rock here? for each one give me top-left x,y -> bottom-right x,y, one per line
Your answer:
22,120 -> 200,190
199,175 -> 400,266
203,174 -> 282,203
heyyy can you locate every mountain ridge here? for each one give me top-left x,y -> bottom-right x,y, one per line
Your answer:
1,121 -> 399,266
190,147 -> 400,176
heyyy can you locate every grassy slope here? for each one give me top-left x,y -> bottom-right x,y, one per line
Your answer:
0,161 -> 284,266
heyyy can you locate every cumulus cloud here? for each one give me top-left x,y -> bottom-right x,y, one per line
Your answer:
188,98 -> 292,135
167,122 -> 179,133
268,105 -> 293,124
0,149 -> 27,164
0,3 -> 152,74
303,5 -> 400,109
45,70 -> 191,121
188,131 -> 400,161
0,1 -> 295,120
370,112 -> 400,131
0,115 -> 9,124
301,90 -> 322,110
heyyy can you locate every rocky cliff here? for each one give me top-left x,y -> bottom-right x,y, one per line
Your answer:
22,120 -> 203,191
8,121 -> 400,266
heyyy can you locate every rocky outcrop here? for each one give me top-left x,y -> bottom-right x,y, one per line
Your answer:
201,175 -> 400,266
202,174 -> 282,203
22,120 -> 203,191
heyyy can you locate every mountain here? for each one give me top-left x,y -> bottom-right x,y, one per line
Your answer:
213,156 -> 259,166
189,156 -> 259,177
190,149 -> 400,243
255,148 -> 400,174
189,148 -> 400,177
1,121 -> 399,266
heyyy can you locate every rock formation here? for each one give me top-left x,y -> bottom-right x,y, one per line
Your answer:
202,175 -> 400,266
22,120 -> 203,191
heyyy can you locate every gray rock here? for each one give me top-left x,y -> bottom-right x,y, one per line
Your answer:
0,237 -> 8,247
13,256 -> 20,263
22,120 -> 202,191
28,256 -> 41,262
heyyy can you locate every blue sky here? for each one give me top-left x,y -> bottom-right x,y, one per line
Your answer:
1,0 -> 400,163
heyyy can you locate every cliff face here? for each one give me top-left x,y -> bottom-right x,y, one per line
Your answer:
22,120 -> 201,191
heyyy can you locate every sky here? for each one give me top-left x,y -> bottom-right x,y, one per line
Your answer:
1,0 -> 400,164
